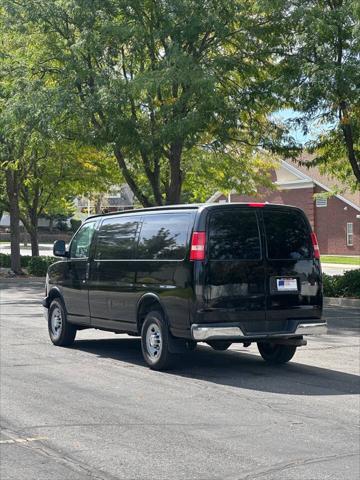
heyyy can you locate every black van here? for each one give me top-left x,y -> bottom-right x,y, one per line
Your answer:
43,203 -> 326,370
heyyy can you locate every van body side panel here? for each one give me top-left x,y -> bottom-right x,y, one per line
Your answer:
88,215 -> 142,331
134,261 -> 193,336
133,211 -> 196,337
89,260 -> 139,329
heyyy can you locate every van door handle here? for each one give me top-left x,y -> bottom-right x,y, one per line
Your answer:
85,262 -> 90,281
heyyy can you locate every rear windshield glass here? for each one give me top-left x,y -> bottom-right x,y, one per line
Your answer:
263,209 -> 312,260
208,209 -> 261,260
95,216 -> 140,260
137,213 -> 191,260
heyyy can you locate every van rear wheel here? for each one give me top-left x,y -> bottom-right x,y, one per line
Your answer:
141,311 -> 175,370
257,342 -> 296,364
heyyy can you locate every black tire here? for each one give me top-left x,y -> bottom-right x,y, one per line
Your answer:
257,342 -> 296,364
48,299 -> 77,347
207,340 -> 232,351
141,310 -> 176,370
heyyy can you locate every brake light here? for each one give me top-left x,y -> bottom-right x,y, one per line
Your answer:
190,231 -> 206,261
248,203 -> 265,207
311,232 -> 320,259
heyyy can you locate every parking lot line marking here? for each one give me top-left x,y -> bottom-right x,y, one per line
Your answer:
0,437 -> 48,445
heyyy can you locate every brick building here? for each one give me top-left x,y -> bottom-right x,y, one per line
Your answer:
207,159 -> 360,255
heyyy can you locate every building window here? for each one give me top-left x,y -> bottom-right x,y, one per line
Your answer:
346,223 -> 353,246
316,197 -> 327,207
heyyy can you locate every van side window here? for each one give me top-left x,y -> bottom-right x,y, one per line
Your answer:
137,214 -> 191,260
263,210 -> 311,260
95,217 -> 140,260
70,222 -> 96,259
209,210 -> 261,260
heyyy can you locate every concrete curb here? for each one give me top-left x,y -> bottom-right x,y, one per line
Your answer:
324,297 -> 360,308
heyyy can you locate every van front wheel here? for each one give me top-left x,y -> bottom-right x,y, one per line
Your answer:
48,299 -> 76,347
257,343 -> 296,364
141,311 -> 175,370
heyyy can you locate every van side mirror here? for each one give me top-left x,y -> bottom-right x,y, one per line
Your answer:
53,240 -> 68,257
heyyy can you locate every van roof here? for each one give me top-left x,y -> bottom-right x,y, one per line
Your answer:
86,202 -> 302,220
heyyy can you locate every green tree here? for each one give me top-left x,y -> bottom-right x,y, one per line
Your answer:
6,0 -> 287,206
278,0 -> 360,186
1,8 -> 122,261
17,144 -> 121,255
0,15 -> 36,273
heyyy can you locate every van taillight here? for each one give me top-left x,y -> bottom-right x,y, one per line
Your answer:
248,202 -> 265,207
190,231 -> 206,261
311,232 -> 320,259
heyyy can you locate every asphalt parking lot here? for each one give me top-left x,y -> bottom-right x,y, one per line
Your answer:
1,280 -> 359,480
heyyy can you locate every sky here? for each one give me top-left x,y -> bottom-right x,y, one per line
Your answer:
273,109 -> 334,145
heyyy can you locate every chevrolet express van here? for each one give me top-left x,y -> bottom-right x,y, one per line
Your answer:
43,203 -> 326,370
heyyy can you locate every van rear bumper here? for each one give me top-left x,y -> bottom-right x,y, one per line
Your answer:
191,322 -> 327,341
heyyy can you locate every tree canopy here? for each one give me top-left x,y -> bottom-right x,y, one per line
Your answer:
4,0 -> 288,206
1,0 -> 359,271
277,0 -> 360,187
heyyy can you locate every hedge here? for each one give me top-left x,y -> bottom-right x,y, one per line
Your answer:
322,269 -> 360,299
0,253 -> 56,276
0,253 -> 11,268
27,256 -> 57,276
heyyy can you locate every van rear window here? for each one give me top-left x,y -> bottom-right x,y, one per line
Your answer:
208,210 -> 261,260
263,210 -> 312,260
137,213 -> 191,260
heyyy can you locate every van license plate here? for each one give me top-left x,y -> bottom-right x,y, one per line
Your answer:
277,278 -> 298,291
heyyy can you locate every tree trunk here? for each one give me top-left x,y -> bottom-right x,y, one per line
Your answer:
167,142 -> 183,205
95,194 -> 102,214
28,211 -> 39,256
341,122 -> 360,184
113,147 -> 153,207
49,217 -> 53,233
21,212 -> 40,257
29,228 -> 39,256
5,170 -> 22,274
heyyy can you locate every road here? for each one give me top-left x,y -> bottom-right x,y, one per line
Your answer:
1,280 -> 359,480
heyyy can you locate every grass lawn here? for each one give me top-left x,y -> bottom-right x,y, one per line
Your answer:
321,255 -> 360,265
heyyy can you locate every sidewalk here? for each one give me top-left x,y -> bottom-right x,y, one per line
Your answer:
321,263 -> 359,276
0,243 -> 53,257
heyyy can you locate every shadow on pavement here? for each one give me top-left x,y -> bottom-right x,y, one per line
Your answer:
73,337 -> 360,396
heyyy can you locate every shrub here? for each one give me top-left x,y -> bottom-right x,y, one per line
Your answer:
0,253 -> 11,268
322,269 -> 360,298
0,254 -> 37,269
337,269 -> 360,298
20,255 -> 32,268
70,218 -> 82,232
27,256 -> 57,276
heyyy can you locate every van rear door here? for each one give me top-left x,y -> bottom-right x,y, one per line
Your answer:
261,207 -> 322,327
202,206 -> 266,332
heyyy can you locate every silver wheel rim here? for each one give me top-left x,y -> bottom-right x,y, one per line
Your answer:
145,322 -> 162,360
50,306 -> 63,339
